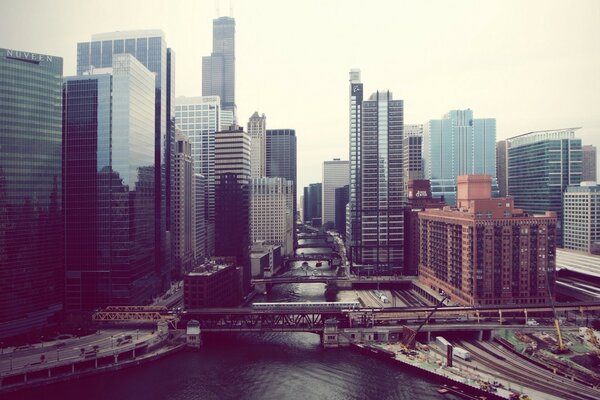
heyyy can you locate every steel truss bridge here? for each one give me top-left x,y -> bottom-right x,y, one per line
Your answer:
91,306 -> 177,322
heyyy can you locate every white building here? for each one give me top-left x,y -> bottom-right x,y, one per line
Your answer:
248,112 -> 267,178
250,177 -> 294,255
322,159 -> 349,227
564,182 -> 600,253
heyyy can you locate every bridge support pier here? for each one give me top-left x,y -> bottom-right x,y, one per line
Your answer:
425,331 -> 431,343
323,318 -> 339,348
477,330 -> 483,341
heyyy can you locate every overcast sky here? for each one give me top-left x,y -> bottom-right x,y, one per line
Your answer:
2,0 -> 599,191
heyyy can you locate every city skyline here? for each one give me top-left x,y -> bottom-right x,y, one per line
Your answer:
1,0 -> 598,192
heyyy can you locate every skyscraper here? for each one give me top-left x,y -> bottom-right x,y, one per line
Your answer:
424,109 -> 496,205
194,173 -> 207,262
347,69 -> 363,263
564,182 -> 600,253
214,125 -> 251,292
248,112 -> 267,178
322,160 -> 349,228
582,144 -> 597,182
175,96 -> 221,256
64,53 -> 156,312
77,30 -> 175,288
359,91 -> 404,273
403,124 -> 424,182
0,48 -> 63,339
303,183 -> 322,225
335,185 -> 350,236
507,128 -> 582,246
496,140 -> 508,197
203,17 -> 236,117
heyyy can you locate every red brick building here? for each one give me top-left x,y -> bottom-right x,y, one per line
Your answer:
418,175 -> 557,306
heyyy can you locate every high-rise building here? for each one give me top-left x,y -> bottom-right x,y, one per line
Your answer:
250,177 -> 294,255
348,69 -> 363,263
214,125 -> 251,292
175,96 -> 221,256
335,185 -> 349,236
266,129 -> 297,244
203,17 -> 236,117
303,183 -> 322,225
563,182 -> 600,253
507,128 -> 582,246
248,112 -> 267,178
403,124 -> 424,182
172,132 -> 195,277
582,144 -> 597,182
322,160 -> 349,227
419,175 -> 557,306
357,91 -> 404,273
194,174 -> 207,262
496,140 -> 508,197
0,48 -> 63,339
424,109 -> 496,205
77,30 -> 175,287
64,53 -> 157,312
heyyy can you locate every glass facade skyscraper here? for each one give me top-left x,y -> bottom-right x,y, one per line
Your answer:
347,69 -> 363,262
424,109 -> 496,205
77,30 -> 174,286
507,128 -> 582,247
0,48 -> 63,338
203,17 -> 236,117
63,54 -> 157,311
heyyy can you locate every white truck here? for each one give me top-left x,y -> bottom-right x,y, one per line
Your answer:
452,347 -> 471,361
526,319 -> 539,326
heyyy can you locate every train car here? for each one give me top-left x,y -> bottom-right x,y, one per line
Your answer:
436,336 -> 451,352
453,347 -> 471,361
251,301 -> 361,312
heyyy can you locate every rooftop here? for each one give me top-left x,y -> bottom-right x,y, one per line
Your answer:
556,249 -> 600,279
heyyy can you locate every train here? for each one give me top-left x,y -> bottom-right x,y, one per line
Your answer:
252,301 -> 361,311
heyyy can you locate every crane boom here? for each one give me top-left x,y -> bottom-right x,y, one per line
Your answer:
404,294 -> 448,348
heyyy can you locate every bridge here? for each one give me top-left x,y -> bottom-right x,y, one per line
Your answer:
251,276 -> 349,285
297,233 -> 329,240
296,242 -> 334,249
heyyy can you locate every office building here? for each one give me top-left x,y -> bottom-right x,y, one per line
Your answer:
403,180 -> 445,276
250,177 -> 294,255
248,112 -> 267,178
563,182 -> 600,253
195,173 -> 207,262
403,124 -> 424,182
250,242 -> 283,279
424,109 -> 496,205
202,17 -> 236,117
335,185 -> 349,236
214,125 -> 251,292
64,54 -> 156,312
172,132 -> 195,277
0,48 -> 63,339
347,69 -> 364,264
175,96 -> 221,255
419,175 -> 557,306
496,140 -> 508,197
322,160 -> 349,228
507,128 -> 582,246
303,183 -> 322,225
583,145 -> 597,182
183,263 -> 240,308
77,30 -> 175,287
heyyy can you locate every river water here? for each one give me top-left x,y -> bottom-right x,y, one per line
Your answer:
8,244 -> 442,400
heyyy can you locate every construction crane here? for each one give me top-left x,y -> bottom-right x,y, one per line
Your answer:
545,281 -> 568,354
403,294 -> 449,349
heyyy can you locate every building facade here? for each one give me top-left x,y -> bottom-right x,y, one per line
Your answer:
322,160 -> 349,228
507,128 -> 582,246
0,48 -> 63,339
194,173 -> 207,262
563,182 -> 600,253
202,17 -> 236,117
582,144 -> 597,182
183,263 -> 240,308
419,175 -> 557,306
424,109 -> 496,205
63,54 -> 157,312
250,177 -> 294,255
347,68 -> 363,265
248,112 -> 267,178
77,30 -> 175,288
303,183 -> 322,225
175,96 -> 221,256
496,140 -> 508,197
335,185 -> 349,236
403,124 -> 424,182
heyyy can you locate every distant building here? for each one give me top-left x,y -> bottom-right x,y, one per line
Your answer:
303,183 -> 322,224
322,160 -> 349,227
583,145 -> 597,182
250,177 -> 294,255
419,175 -> 557,306
214,125 -> 251,292
403,124 -> 424,183
424,109 -> 497,205
248,112 -> 267,178
0,47 -> 63,339
507,128 -> 582,246
194,174 -> 208,262
183,263 -> 240,308
563,182 -> 600,253
496,140 -> 508,197
335,185 -> 349,236
403,180 -> 445,276
64,53 -> 157,311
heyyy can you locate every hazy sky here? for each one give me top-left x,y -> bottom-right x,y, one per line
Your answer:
2,0 -> 599,191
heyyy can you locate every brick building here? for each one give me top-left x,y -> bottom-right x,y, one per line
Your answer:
183,263 -> 241,308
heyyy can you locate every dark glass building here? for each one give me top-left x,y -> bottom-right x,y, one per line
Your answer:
203,17 -> 236,116
63,54 -> 157,312
0,48 -> 63,339
77,30 -> 175,288
334,185 -> 349,237
303,183 -> 322,224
